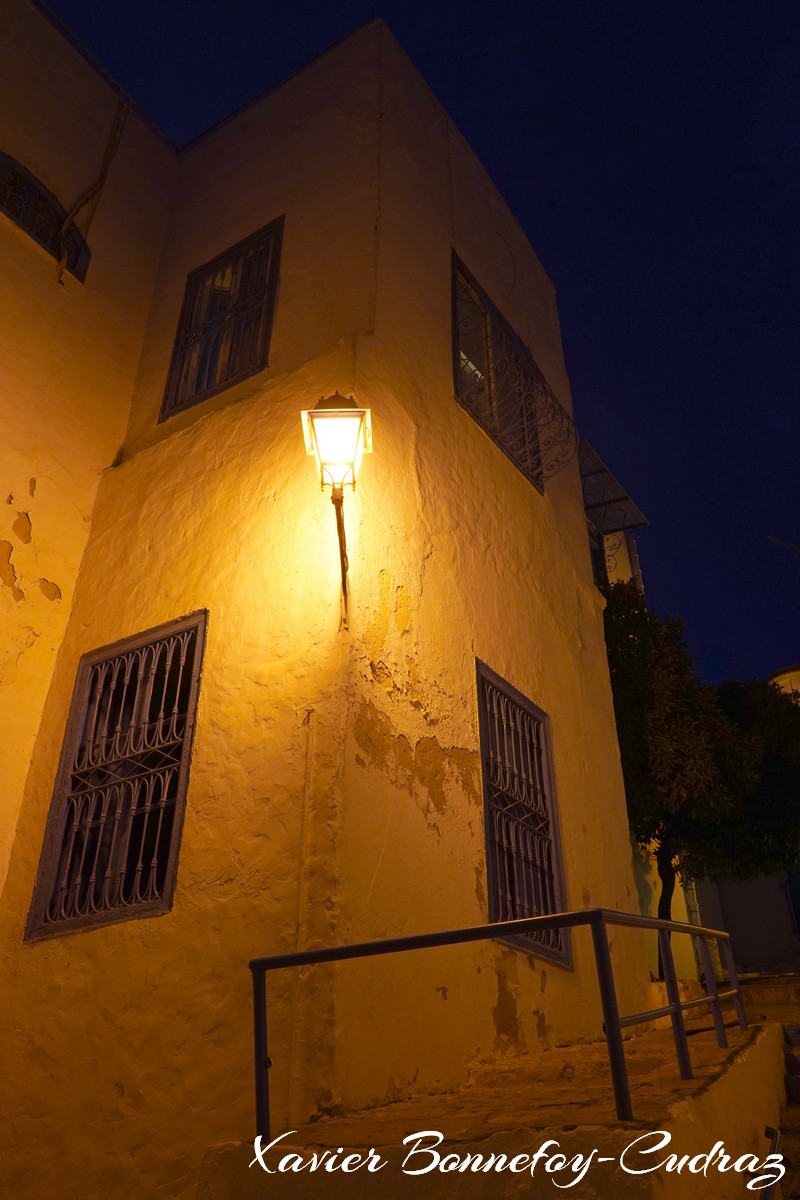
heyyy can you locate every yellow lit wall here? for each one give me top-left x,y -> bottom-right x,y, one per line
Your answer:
1,14 -> 649,1198
772,666 -> 800,695
0,0 -> 176,897
330,38 -> 649,1112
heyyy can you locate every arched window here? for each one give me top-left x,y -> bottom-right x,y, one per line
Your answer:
0,152 -> 90,281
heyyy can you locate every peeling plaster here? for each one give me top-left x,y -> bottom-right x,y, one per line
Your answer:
368,655 -> 437,719
352,700 -> 480,827
474,862 -> 486,910
414,736 -> 452,815
492,968 -> 526,1052
0,541 -> 24,601
364,568 -> 392,660
532,1008 -> 550,1046
38,579 -> 62,602
12,512 -> 32,543
353,701 -> 413,793
404,657 -> 426,710
369,659 -> 396,694
394,584 -> 412,634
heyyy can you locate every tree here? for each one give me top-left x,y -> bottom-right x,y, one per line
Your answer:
683,678 -> 800,883
603,581 -> 758,921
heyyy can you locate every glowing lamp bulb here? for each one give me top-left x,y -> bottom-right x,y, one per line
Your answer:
301,393 -> 372,491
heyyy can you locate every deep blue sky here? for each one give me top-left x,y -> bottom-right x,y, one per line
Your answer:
44,0 -> 799,682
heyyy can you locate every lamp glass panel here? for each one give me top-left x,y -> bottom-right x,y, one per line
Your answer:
311,412 -> 364,487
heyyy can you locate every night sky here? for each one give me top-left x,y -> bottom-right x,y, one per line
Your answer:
44,0 -> 799,683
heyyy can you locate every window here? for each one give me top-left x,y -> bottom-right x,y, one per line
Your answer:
476,661 -> 570,965
0,152 -> 90,280
161,217 -> 283,420
26,613 -> 207,941
587,523 -> 611,594
453,256 -> 575,491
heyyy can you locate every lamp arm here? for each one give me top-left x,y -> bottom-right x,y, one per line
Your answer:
331,485 -> 349,630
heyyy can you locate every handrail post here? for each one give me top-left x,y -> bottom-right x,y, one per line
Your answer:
658,928 -> 693,1078
719,939 -> 748,1029
758,1127 -> 783,1200
695,935 -> 727,1047
252,966 -> 271,1139
590,912 -> 632,1120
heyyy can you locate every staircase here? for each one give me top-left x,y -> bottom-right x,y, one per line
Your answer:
197,1015 -> 785,1199
778,1025 -> 800,1198
741,977 -> 800,1200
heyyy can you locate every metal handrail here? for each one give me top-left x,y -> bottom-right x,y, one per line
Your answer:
249,906 -> 747,1138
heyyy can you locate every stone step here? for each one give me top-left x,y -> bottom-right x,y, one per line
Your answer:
779,1131 -> 800,1165
783,1167 -> 800,1200
741,978 -> 800,1007
198,1026 -> 786,1200
782,1162 -> 800,1200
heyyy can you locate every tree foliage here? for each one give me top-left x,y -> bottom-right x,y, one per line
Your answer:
603,581 -> 761,919
687,678 -> 800,881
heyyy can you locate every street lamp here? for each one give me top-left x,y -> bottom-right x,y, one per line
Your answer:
301,392 -> 372,628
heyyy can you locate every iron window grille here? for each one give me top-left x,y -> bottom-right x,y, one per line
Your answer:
476,661 -> 571,966
161,216 -> 284,421
0,151 -> 90,281
26,612 -> 207,941
452,256 -> 576,491
587,523 -> 611,594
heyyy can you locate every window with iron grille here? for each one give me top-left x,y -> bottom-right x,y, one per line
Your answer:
161,217 -> 283,420
0,151 -> 90,280
453,257 -> 576,492
26,613 -> 207,941
476,661 -> 570,965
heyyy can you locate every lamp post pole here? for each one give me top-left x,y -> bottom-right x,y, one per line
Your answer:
331,484 -> 349,629
301,392 -> 372,632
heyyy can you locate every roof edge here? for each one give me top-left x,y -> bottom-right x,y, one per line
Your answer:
29,0 -> 175,147
179,18 -> 388,152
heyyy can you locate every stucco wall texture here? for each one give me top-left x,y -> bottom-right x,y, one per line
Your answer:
1,10 -> 650,1198
0,0 -> 177,895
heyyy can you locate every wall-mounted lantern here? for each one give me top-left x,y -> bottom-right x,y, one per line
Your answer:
301,392 -> 372,629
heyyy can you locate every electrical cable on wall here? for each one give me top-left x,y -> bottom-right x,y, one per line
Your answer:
57,94 -> 128,283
